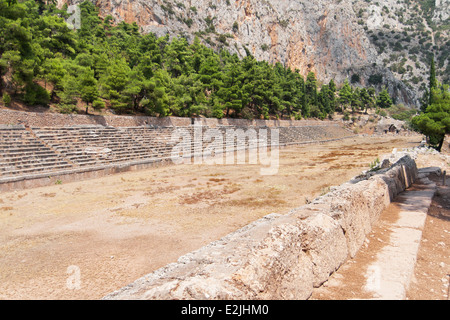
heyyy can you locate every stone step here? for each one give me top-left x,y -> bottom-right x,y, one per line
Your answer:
0,163 -> 73,176
0,161 -> 71,172
0,152 -> 68,160
0,157 -> 69,166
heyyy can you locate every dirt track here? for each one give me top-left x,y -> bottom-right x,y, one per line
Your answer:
0,134 -> 439,300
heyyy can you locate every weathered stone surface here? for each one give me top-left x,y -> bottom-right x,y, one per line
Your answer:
375,155 -> 417,200
0,108 -> 342,128
433,0 -> 450,23
297,213 -> 347,287
231,222 -> 314,299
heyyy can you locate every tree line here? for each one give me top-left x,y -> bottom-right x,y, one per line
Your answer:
1,0 -> 395,120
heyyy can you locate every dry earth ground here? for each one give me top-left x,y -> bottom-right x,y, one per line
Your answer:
0,134 -> 443,300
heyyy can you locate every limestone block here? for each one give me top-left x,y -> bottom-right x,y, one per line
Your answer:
231,222 -> 314,300
311,155 -> 417,258
298,213 -> 348,287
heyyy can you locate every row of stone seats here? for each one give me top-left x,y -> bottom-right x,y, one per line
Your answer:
0,125 -> 73,177
278,125 -> 351,144
32,126 -> 169,167
0,124 -> 353,179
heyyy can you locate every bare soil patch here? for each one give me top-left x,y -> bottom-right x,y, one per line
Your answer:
0,135 -> 423,299
406,173 -> 450,300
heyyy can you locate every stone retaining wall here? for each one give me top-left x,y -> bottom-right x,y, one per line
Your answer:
0,109 -> 337,128
103,155 -> 418,300
0,157 -> 172,192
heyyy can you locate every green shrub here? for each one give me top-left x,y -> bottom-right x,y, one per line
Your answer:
2,92 -> 11,106
23,83 -> 50,106
217,34 -> 228,45
183,18 -> 193,28
232,21 -> 239,33
368,74 -> 383,85
343,111 -> 350,121
58,104 -> 77,114
92,99 -> 105,111
369,157 -> 380,171
377,110 -> 387,117
260,44 -> 269,51
351,74 -> 360,84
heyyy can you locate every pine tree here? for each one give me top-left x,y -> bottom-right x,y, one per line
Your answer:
376,88 -> 393,109
327,79 -> 337,113
351,87 -> 361,112
360,87 -> 372,113
42,57 -> 66,98
59,73 -> 79,105
301,80 -> 308,117
412,83 -> 450,151
338,79 -> 352,111
413,58 -> 450,152
318,84 -> 331,115
78,68 -> 98,114
305,72 -> 318,107
328,79 -> 337,93
429,55 -> 437,105
99,58 -> 131,113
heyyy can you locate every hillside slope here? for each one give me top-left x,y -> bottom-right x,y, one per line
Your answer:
57,0 -> 448,107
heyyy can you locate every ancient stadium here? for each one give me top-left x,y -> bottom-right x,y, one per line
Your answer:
0,109 -> 449,300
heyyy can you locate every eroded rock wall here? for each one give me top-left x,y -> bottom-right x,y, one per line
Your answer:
103,155 -> 418,300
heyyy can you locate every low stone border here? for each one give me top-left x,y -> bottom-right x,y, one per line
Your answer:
103,155 -> 418,300
0,157 -> 173,192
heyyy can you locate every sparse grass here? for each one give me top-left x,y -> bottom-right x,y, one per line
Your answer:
179,190 -> 217,204
320,186 -> 331,196
42,193 -> 56,198
226,197 -> 287,208
144,185 -> 181,196
179,182 -> 241,204
369,157 -> 381,171
209,178 -> 227,183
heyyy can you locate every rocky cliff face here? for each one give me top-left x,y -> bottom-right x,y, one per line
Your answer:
59,0 -> 450,108
433,0 -> 450,23
354,0 -> 449,104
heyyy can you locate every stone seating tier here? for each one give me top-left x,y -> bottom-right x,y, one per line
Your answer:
0,124 -> 353,179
